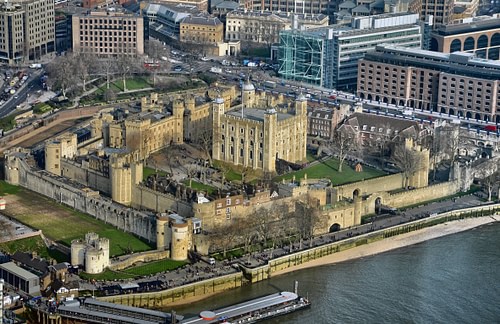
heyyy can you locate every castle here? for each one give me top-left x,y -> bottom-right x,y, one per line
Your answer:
212,82 -> 308,172
71,233 -> 110,274
4,83 -> 474,259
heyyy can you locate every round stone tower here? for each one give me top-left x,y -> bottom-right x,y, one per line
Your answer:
70,239 -> 86,266
170,222 -> 189,261
242,79 -> 255,108
156,214 -> 169,250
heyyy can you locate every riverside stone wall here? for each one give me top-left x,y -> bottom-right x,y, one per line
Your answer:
98,272 -> 247,308
242,203 -> 500,283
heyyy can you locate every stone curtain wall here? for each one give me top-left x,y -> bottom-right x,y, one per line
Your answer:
16,157 -> 157,242
334,173 -> 403,200
132,185 -> 193,217
98,272 -> 246,308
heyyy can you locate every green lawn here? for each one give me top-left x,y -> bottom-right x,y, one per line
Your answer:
225,169 -> 242,182
183,179 -> 217,195
276,157 -> 385,185
0,236 -> 68,263
4,190 -> 154,257
306,152 -> 319,162
79,269 -> 135,281
0,181 -> 20,195
143,167 -> 168,180
115,77 -> 151,91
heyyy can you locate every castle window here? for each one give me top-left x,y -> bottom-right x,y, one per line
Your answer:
216,209 -> 222,215
217,203 -> 222,208
226,198 -> 231,205
240,148 -> 243,157
240,128 -> 244,133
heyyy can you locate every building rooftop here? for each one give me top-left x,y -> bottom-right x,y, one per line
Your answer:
226,108 -> 294,122
182,16 -> 222,26
433,16 -> 500,36
227,9 -> 328,22
365,44 -> 500,80
0,262 -> 39,281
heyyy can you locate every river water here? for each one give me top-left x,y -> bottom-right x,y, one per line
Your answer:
172,222 -> 500,323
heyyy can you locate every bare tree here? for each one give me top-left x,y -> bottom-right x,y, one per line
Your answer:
146,39 -> 169,87
0,218 -> 14,241
101,58 -> 117,90
236,215 -> 259,256
293,196 -> 326,250
392,144 -> 422,189
103,88 -> 117,103
72,52 -> 96,92
254,206 -> 273,251
197,130 -> 213,167
441,123 -> 461,167
329,125 -> 358,172
211,221 -> 238,257
45,55 -> 77,97
116,56 -> 136,92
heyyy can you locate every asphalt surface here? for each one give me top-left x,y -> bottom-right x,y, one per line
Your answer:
0,71 -> 43,118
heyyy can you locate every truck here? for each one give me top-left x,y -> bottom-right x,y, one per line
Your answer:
263,80 -> 277,89
30,63 -> 42,69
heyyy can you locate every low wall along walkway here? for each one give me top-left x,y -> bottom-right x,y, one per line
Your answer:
96,203 -> 499,307
241,203 -> 500,283
98,272 -> 246,308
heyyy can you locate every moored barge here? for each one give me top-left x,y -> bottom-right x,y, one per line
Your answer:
180,291 -> 310,324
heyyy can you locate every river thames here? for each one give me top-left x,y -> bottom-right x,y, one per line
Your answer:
172,222 -> 500,323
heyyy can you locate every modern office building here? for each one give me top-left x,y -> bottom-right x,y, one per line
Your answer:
71,10 -> 146,56
250,0 -> 331,15
0,0 -> 55,65
357,44 -> 500,123
142,3 -> 202,41
420,0 -> 453,26
430,16 -> 500,60
278,13 -> 422,90
225,10 -> 329,45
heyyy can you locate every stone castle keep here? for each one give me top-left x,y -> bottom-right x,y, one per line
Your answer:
71,233 -> 110,274
4,84 -> 471,262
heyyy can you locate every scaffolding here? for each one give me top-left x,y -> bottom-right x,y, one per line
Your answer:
278,30 -> 324,87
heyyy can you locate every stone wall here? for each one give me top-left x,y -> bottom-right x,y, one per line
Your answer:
334,173 -> 403,201
98,272 -> 246,308
109,250 -> 170,271
386,181 -> 460,208
132,185 -> 193,217
242,203 -> 500,283
8,153 -> 157,243
61,159 -> 111,195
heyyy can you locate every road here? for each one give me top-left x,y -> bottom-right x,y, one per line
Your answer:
0,71 -> 43,118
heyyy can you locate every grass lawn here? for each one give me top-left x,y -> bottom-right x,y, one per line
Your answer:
276,157 -> 385,185
306,152 -> 319,163
0,236 -> 68,263
143,166 -> 168,180
79,269 -> 135,281
4,189 -> 154,257
0,181 -> 20,195
183,179 -> 217,195
115,77 -> 151,91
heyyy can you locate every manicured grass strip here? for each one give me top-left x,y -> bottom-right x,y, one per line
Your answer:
79,269 -> 135,281
275,157 -> 385,185
183,180 -> 217,194
143,167 -> 168,180
5,189 -> 154,257
0,236 -> 68,263
0,181 -> 20,195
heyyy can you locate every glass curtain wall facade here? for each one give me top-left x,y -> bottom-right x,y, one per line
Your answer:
278,30 -> 325,86
278,25 -> 422,90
